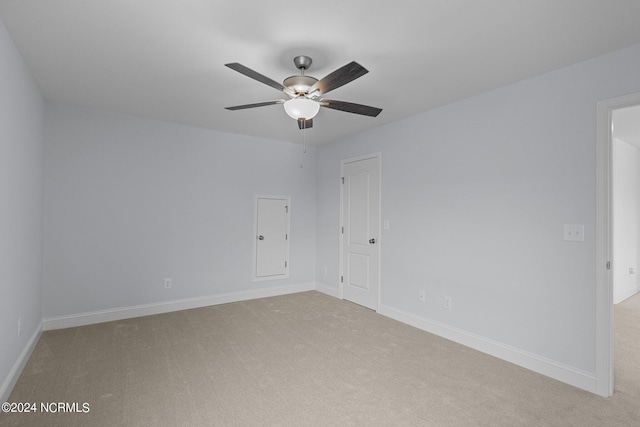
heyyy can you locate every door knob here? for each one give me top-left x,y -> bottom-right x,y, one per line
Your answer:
258,235 -> 264,240
369,238 -> 376,244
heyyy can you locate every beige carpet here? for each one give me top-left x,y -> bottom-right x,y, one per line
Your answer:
1,291 -> 639,426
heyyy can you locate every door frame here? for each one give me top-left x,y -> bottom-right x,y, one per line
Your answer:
595,91 -> 640,397
339,152 -> 382,310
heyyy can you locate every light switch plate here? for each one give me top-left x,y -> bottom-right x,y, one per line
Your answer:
564,224 -> 585,242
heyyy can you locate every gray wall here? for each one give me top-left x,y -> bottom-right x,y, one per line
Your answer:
0,18 -> 44,397
316,43 -> 640,375
43,104 -> 316,318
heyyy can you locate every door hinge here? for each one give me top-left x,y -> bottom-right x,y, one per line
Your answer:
341,226 -> 344,234
285,261 -> 288,268
285,206 -> 289,213
606,261 -> 611,270
341,276 -> 344,283
285,234 -> 288,240
341,177 -> 344,184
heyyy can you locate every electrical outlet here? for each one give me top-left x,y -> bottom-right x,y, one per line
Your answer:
164,278 -> 172,289
17,317 -> 22,338
418,290 -> 426,303
444,296 -> 452,310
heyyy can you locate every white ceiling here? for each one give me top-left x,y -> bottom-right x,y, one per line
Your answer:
2,1 -> 640,145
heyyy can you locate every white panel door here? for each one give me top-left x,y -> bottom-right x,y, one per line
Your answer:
342,155 -> 380,310
254,196 -> 290,280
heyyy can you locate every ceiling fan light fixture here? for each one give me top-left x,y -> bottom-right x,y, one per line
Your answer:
225,56 -> 382,129
284,98 -> 320,120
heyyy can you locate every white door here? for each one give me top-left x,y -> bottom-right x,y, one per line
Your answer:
341,155 -> 380,310
253,195 -> 290,281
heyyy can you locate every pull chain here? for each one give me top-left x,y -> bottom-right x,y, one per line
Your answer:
299,120 -> 306,168
303,121 -> 307,153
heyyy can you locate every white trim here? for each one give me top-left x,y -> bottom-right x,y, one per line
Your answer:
339,164 -> 345,301
339,152 -> 382,311
614,287 -> 640,305
43,283 -> 315,331
315,282 -> 341,299
4,285 -> 602,400
378,305 -> 596,393
595,92 -> 640,397
1,321 -> 43,402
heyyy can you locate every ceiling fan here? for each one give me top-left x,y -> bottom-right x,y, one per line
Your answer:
224,55 -> 382,129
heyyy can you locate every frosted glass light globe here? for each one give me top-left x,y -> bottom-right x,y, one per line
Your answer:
283,98 -> 320,120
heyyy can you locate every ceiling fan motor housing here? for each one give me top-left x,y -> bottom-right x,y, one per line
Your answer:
283,75 -> 318,95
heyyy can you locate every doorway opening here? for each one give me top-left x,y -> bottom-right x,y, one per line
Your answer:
596,93 -> 640,397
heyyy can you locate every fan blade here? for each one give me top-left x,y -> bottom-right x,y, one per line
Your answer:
225,63 -> 286,92
321,99 -> 382,117
310,61 -> 368,95
225,100 -> 284,111
297,118 -> 313,129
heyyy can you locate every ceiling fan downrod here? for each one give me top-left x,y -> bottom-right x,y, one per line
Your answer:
284,56 -> 318,96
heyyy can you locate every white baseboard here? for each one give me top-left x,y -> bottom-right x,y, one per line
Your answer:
378,304 -> 597,394
1,321 -> 43,403
614,286 -> 639,304
11,286 -> 597,401
315,282 -> 341,299
43,282 -> 316,331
